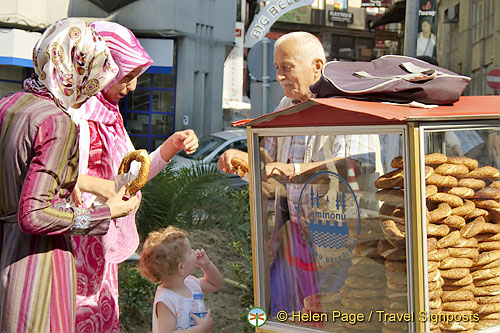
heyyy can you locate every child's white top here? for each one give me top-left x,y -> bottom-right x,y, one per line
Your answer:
152,275 -> 202,332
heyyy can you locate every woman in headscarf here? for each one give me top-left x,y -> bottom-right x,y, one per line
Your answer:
69,21 -> 198,332
0,18 -> 139,333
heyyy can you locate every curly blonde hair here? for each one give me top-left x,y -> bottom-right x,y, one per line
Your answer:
138,226 -> 189,283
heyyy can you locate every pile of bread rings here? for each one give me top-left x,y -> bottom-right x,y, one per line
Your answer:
375,152 -> 500,332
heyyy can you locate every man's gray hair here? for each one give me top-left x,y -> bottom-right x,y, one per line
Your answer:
274,31 -> 326,64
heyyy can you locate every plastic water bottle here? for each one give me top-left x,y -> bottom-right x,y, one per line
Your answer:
189,293 -> 207,327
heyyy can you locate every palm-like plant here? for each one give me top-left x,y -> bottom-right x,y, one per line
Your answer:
136,161 -> 236,239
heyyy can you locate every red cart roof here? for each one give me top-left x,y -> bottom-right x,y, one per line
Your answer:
236,96 -> 500,128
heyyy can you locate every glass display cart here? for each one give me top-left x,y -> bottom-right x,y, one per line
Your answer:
240,96 -> 500,333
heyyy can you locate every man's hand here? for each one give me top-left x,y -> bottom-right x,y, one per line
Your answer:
218,149 -> 248,175
265,162 -> 294,180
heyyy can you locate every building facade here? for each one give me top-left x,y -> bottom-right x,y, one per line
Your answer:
0,0 -> 236,151
437,0 -> 499,96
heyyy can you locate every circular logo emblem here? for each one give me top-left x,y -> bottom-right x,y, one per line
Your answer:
247,307 -> 267,327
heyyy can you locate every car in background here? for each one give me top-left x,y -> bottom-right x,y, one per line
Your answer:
171,129 -> 248,188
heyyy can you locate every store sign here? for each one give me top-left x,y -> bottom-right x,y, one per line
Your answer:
223,22 -> 245,105
361,0 -> 391,7
328,10 -> 353,23
297,171 -> 360,269
244,0 -> 314,48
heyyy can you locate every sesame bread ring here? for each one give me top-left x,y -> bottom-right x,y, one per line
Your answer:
385,260 -> 407,273
460,216 -> 486,239
476,295 -> 500,304
474,277 -> 500,287
428,237 -> 438,251
429,203 -> 452,222
476,233 -> 500,242
428,248 -> 450,261
341,297 -> 379,310
440,320 -> 475,331
444,187 -> 475,199
428,223 -> 450,237
450,200 -> 475,217
429,287 -> 443,300
474,187 -> 500,200
230,157 -> 249,177
428,193 -> 464,207
463,208 -> 488,220
439,215 -> 466,229
391,156 -> 403,169
425,153 -> 448,165
471,267 -> 500,280
458,178 -> 486,189
435,163 -> 469,177
353,240 -> 380,257
448,247 -> 479,259
473,285 -> 500,296
387,237 -> 406,249
440,258 -> 473,269
479,241 -> 500,252
442,274 -> 473,287
479,312 -> 500,320
347,265 -> 385,279
454,237 -> 478,248
375,189 -> 404,204
489,180 -> 500,189
441,300 -> 478,312
442,283 -> 475,292
351,255 -> 385,267
478,258 -> 500,269
466,166 -> 500,181
481,223 -> 500,234
386,269 -> 407,283
447,156 -> 479,171
428,267 -> 441,282
429,298 -> 442,309
382,219 -> 405,240
385,248 -> 406,261
377,239 -> 397,257
474,320 -> 500,331
440,268 -> 470,279
429,277 -> 445,291
426,184 -> 439,198
339,286 -> 384,299
437,230 -> 461,248
344,276 -> 385,289
476,303 -> 500,314
428,260 -> 440,272
117,149 -> 151,195
441,290 -> 474,302
426,174 -> 458,187
386,280 -> 407,292
385,288 -> 407,300
375,168 -> 404,189
473,250 -> 500,266
382,298 -> 408,310
487,209 -> 500,223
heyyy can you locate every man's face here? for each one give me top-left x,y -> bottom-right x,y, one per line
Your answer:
274,41 -> 320,102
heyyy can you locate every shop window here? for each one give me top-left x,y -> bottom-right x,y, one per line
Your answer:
331,35 -> 375,61
0,65 -> 33,98
120,71 -> 176,152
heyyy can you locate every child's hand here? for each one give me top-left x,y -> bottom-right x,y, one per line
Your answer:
190,310 -> 212,332
171,129 -> 198,154
194,249 -> 210,268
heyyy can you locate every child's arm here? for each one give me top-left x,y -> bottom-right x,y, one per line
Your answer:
157,303 -> 213,333
159,129 -> 198,162
195,249 -> 223,293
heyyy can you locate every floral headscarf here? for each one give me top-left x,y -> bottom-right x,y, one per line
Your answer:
24,18 -> 118,110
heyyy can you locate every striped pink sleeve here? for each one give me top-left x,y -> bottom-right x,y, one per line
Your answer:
18,113 -> 111,235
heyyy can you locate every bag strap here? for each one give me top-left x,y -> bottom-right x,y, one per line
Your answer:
353,61 -> 440,82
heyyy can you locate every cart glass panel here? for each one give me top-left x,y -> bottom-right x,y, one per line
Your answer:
423,126 -> 500,333
256,132 -> 409,332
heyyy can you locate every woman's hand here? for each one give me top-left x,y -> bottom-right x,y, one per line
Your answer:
77,175 -> 116,201
105,186 -> 139,219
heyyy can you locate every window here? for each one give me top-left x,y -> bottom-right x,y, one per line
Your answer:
0,65 -> 33,98
120,44 -> 177,152
472,1 -> 483,43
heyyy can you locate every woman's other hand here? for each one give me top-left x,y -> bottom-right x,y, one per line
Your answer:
160,129 -> 199,162
106,185 -> 139,219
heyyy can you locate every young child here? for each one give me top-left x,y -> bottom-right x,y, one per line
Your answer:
138,226 -> 223,332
